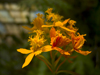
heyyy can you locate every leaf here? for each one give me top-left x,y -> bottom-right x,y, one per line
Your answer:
69,52 -> 94,75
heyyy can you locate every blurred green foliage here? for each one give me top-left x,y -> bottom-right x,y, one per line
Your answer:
0,0 -> 100,75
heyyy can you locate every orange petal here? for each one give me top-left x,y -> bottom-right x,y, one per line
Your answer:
22,53 -> 34,68
50,27 -> 56,38
71,33 -> 75,46
17,48 -> 32,54
75,50 -> 91,55
57,37 -> 71,47
74,36 -> 85,49
53,47 -> 70,55
50,37 -> 55,45
42,45 -> 53,52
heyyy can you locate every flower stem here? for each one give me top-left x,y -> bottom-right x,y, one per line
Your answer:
50,51 -> 56,75
55,58 -> 67,73
37,56 -> 53,73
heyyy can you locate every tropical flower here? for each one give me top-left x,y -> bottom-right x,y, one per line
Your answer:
71,33 -> 91,55
17,8 -> 92,72
49,27 -> 71,55
17,30 -> 52,68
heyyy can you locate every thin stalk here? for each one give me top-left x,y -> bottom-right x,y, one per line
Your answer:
54,55 -> 62,68
50,51 -> 56,75
55,58 -> 67,73
37,56 -> 53,73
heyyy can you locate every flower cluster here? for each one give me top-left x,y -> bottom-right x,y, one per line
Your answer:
17,8 -> 91,68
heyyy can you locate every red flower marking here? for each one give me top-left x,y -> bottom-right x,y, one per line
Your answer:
52,36 -> 61,48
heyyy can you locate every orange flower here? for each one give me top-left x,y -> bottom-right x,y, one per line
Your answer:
50,27 -> 71,55
42,8 -> 78,33
42,19 -> 76,33
71,33 -> 91,55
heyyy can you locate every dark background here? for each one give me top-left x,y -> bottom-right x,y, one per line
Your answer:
0,0 -> 100,75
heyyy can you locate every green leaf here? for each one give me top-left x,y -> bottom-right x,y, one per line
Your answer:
69,52 -> 94,75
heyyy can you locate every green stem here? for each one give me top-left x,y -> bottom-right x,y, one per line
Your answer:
55,58 -> 67,73
50,51 -> 56,75
37,56 -> 53,73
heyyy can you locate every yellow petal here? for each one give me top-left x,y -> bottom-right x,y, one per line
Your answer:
42,45 -> 53,52
34,50 -> 42,56
17,48 -> 32,54
22,53 -> 34,68
42,25 -> 54,27
62,19 -> 70,25
53,47 -> 70,55
55,21 -> 63,26
75,50 -> 91,55
60,26 -> 75,33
